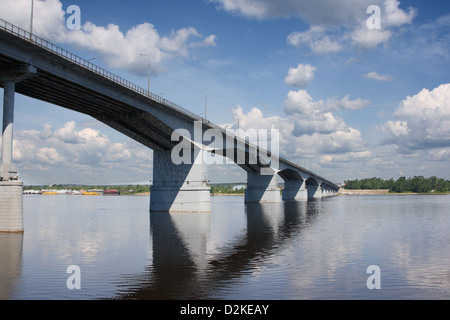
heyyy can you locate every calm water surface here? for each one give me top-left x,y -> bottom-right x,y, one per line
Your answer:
1,194 -> 450,300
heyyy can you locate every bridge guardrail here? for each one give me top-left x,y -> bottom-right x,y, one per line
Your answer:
0,18 -> 201,122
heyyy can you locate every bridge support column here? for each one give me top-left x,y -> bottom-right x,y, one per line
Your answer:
150,149 -> 210,212
1,65 -> 36,232
327,188 -> 334,197
245,170 -> 281,203
0,180 -> 23,233
307,183 -> 322,199
282,179 -> 307,201
0,82 -> 23,232
1,82 -> 17,180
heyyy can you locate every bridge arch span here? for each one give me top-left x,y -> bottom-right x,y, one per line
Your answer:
305,177 -> 322,199
278,168 -> 303,182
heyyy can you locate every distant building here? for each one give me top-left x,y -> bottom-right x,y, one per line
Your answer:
23,189 -> 41,195
104,189 -> 120,195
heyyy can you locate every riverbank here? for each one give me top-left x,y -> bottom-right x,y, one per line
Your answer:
338,189 -> 450,196
338,189 -> 390,195
211,193 -> 244,196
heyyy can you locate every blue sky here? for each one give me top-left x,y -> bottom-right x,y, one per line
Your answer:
1,0 -> 449,185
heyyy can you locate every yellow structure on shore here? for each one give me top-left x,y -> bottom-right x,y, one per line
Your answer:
81,191 -> 101,196
41,191 -> 58,195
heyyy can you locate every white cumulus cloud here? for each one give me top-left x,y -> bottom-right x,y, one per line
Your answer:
287,26 -> 343,54
364,71 -> 394,81
381,83 -> 450,153
350,26 -> 392,50
284,64 -> 317,88
226,89 -> 368,158
211,0 -> 375,25
12,121 -> 153,183
349,0 -> 416,50
283,0 -> 417,53
284,90 -> 369,116
0,0 -> 216,77
384,0 -> 416,27
283,90 -> 368,139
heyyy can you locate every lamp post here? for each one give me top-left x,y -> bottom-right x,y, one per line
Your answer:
140,53 -> 150,95
197,91 -> 207,122
30,0 -> 34,40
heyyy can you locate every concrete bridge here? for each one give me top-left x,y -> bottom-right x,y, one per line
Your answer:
0,19 -> 339,232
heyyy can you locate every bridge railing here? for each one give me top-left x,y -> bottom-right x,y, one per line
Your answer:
0,18 -> 202,122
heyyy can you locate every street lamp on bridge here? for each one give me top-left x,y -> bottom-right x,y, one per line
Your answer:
30,0 -> 34,39
197,90 -> 207,122
139,53 -> 151,95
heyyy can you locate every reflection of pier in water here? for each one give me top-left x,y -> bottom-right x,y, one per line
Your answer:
0,233 -> 23,300
117,200 -> 324,300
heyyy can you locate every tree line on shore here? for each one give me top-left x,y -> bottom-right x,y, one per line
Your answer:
210,185 -> 245,194
344,176 -> 450,193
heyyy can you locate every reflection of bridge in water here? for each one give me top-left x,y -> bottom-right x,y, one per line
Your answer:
0,199 -> 327,299
116,201 -> 323,300
0,19 -> 339,233
0,233 -> 23,299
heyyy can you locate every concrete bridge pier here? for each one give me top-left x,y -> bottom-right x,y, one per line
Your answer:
150,148 -> 211,212
327,186 -> 339,197
323,186 -> 333,198
282,179 -> 308,201
0,65 -> 36,232
1,82 -> 18,180
245,169 -> 281,203
307,182 -> 323,199
0,82 -> 23,232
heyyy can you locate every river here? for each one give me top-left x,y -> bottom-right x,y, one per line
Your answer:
1,194 -> 450,300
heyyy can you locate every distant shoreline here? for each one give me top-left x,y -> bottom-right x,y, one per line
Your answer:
338,189 -> 450,196
211,193 -> 244,196
338,189 -> 389,195
123,192 -> 246,196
